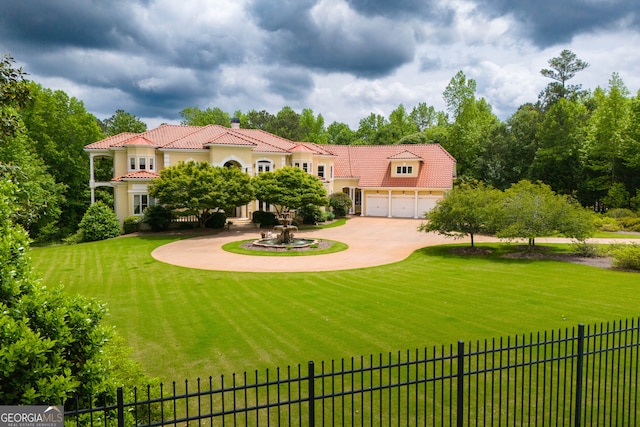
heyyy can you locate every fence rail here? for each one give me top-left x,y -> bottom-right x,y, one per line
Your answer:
64,318 -> 639,426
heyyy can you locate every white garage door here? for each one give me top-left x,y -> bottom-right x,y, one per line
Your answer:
365,195 -> 389,217
391,196 -> 415,218
417,197 -> 439,218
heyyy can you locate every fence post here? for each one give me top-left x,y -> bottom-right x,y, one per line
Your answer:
457,340 -> 465,427
574,324 -> 585,427
308,361 -> 315,427
117,387 -> 124,427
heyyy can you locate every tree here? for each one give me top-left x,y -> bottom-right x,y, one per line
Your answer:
326,121 -> 356,145
253,166 -> 328,215
299,108 -> 328,143
244,109 -> 275,130
0,54 -> 30,138
539,49 -> 589,108
531,98 -> 589,196
102,109 -> 147,136
266,106 -> 304,141
418,182 -> 502,247
495,180 -> 595,249
20,82 -> 104,238
148,162 -> 254,228
179,106 -> 230,126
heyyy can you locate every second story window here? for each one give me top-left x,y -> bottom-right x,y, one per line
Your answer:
318,165 -> 325,179
129,156 -> 155,172
139,157 -> 146,170
396,165 -> 413,175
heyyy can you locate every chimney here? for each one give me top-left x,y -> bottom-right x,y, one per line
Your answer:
231,117 -> 240,129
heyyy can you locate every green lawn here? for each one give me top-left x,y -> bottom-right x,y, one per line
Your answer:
30,234 -> 640,383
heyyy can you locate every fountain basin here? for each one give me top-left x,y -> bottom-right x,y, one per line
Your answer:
252,238 -> 318,248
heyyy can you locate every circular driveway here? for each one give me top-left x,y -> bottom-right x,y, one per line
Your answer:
151,217 -> 637,272
151,217 -> 492,272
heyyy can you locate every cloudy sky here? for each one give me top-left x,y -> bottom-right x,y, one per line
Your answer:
1,0 -> 638,129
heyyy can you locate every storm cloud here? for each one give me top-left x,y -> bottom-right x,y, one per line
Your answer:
0,0 -> 638,127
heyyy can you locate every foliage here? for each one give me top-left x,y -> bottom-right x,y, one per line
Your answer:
602,183 -> 630,209
325,211 -> 335,221
298,204 -> 325,224
605,208 -> 636,218
253,166 -> 328,215
0,54 -> 31,138
142,205 -> 174,232
593,215 -> 621,232
252,210 -> 278,226
495,180 -> 595,248
609,243 -> 640,270
419,182 -> 502,247
149,162 -> 254,228
123,216 -> 141,234
77,201 -> 121,242
179,106 -> 230,126
329,192 -> 352,217
20,82 -> 104,238
539,49 -> 589,108
0,181 -> 109,404
205,211 -> 227,229
101,109 -> 147,135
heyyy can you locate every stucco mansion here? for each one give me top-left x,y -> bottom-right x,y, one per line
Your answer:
84,123 -> 456,223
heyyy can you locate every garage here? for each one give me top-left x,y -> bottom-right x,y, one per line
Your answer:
365,195 -> 389,217
417,196 -> 439,218
390,195 -> 415,218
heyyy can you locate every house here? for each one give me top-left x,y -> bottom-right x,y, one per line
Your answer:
84,123 -> 456,223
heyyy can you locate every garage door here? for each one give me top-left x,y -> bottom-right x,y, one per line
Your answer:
391,196 -> 414,218
417,197 -> 439,218
365,195 -> 389,217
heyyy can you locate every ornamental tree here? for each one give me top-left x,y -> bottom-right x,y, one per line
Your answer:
418,182 -> 502,247
253,166 -> 329,215
149,161 -> 254,228
495,180 -> 595,248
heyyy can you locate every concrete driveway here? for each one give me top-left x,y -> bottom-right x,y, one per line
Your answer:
151,216 -> 637,272
151,216 -> 492,272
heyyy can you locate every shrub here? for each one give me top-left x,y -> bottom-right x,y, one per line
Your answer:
594,215 -> 620,232
77,202 -> 121,242
123,216 -> 141,234
325,211 -> 335,221
298,204 -> 325,224
571,242 -> 601,257
329,192 -> 352,217
605,208 -> 636,218
617,216 -> 640,232
205,211 -> 227,229
142,205 -> 173,232
252,210 -> 279,226
610,244 -> 640,270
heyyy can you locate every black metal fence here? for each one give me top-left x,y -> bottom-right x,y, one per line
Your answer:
64,318 -> 639,426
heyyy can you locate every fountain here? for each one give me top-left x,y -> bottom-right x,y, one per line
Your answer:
253,211 -> 317,248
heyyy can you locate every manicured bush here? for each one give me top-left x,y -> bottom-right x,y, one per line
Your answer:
77,201 -> 121,242
252,210 -> 278,227
605,208 -> 636,218
123,216 -> 141,234
610,244 -> 640,270
205,211 -> 227,229
329,192 -> 352,217
325,211 -> 335,221
142,205 -> 173,232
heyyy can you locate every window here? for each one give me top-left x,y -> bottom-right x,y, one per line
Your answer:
149,157 -> 155,171
139,157 -> 146,170
133,194 -> 153,215
129,157 -> 155,171
129,157 -> 136,171
318,165 -> 325,179
396,165 -> 413,175
257,161 -> 271,174
302,162 -> 309,172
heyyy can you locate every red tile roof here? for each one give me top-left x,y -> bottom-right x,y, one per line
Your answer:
112,170 -> 160,181
86,125 -> 455,189
321,145 -> 455,189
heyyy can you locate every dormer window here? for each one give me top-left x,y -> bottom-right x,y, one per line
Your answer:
396,165 -> 413,175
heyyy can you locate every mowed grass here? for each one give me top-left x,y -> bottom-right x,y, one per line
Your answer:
30,234 -> 640,383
